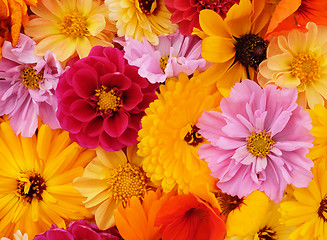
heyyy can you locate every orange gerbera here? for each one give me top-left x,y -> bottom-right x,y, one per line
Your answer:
155,193 -> 226,240
266,0 -> 327,38
0,0 -> 36,58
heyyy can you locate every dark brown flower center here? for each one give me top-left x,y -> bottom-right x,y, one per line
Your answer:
318,196 -> 327,221
16,171 -> 46,203
184,125 -> 204,147
257,226 -> 277,240
137,0 -> 157,15
217,192 -> 244,216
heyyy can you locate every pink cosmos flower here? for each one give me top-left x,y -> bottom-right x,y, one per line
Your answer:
56,46 -> 158,151
197,79 -> 314,202
34,220 -> 122,240
121,32 -> 210,83
0,34 -> 62,137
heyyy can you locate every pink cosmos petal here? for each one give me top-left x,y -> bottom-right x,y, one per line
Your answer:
103,111 -> 129,138
73,69 -> 98,98
70,99 -> 97,122
38,101 -> 61,129
215,137 -> 245,150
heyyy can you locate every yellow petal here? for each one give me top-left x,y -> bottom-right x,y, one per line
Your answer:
202,36 -> 235,63
225,0 -> 252,36
86,13 -> 106,36
76,36 -> 91,59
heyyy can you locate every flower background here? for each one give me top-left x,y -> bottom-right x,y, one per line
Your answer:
0,0 -> 327,239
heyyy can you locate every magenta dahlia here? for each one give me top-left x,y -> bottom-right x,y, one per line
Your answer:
56,46 -> 158,151
165,0 -> 239,35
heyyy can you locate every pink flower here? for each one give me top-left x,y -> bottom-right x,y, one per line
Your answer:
0,34 -> 63,137
120,32 -> 210,83
34,220 -> 122,240
197,79 -> 314,202
56,46 -> 158,151
165,0 -> 239,35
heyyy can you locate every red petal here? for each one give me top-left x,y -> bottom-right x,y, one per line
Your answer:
103,47 -> 125,73
73,69 -> 98,98
117,128 -> 138,145
100,73 -> 131,90
103,111 -> 129,138
70,99 -> 97,122
83,116 -> 104,137
123,83 -> 143,111
99,131 -> 124,151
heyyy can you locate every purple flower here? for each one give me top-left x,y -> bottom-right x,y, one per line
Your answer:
0,34 -> 63,136
197,79 -> 314,202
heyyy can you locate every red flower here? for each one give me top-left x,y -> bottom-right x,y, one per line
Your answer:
165,0 -> 239,35
155,194 -> 226,240
56,46 -> 158,151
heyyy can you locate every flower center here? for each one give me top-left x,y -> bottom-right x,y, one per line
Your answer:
184,125 -> 204,147
136,0 -> 157,15
318,196 -> 327,221
247,131 -> 274,158
16,171 -> 46,204
95,85 -> 123,114
291,53 -> 320,85
21,67 -> 43,89
160,54 -> 169,71
234,34 -> 267,70
59,11 -> 88,37
217,192 -> 244,216
109,163 -> 147,207
257,226 -> 277,240
199,0 -> 239,18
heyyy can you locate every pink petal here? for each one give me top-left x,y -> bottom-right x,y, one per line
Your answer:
73,69 -> 98,98
99,73 -> 131,90
70,99 -> 97,122
83,116 -> 104,137
122,83 -> 143,111
99,131 -> 124,151
103,111 -> 129,137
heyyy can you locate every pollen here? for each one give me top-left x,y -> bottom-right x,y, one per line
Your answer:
95,85 -> 123,113
108,163 -> 147,207
184,125 -> 204,147
160,54 -> 169,71
247,131 -> 274,158
20,67 -> 44,89
291,53 -> 320,85
257,226 -> 277,240
59,11 -> 89,37
137,0 -> 157,15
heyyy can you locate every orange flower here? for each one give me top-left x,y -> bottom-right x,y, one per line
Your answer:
0,0 -> 36,58
114,190 -> 172,240
266,0 -> 327,38
155,194 -> 226,240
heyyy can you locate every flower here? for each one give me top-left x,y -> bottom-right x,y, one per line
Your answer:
34,220 -> 122,240
0,122 -> 95,238
0,0 -> 36,58
197,79 -> 314,202
165,0 -> 239,36
307,104 -> 327,162
73,144 -> 153,230
1,230 -> 28,240
154,193 -> 226,240
114,190 -> 171,240
121,31 -> 210,83
56,46 -> 158,151
265,0 -> 327,38
24,0 -> 116,62
106,0 -> 176,45
137,72 -> 223,206
193,0 -> 272,95
258,22 -> 327,109
279,158 -> 327,240
0,33 -> 63,137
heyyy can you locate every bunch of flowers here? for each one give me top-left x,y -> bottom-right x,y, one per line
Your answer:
1,0 -> 327,239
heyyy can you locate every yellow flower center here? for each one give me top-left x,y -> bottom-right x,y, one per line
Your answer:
257,226 -> 277,240
16,171 -> 46,204
217,192 -> 244,216
95,86 -> 123,113
160,54 -> 169,71
20,67 -> 43,89
247,131 -> 274,158
136,0 -> 157,15
184,125 -> 204,147
291,53 -> 320,85
318,196 -> 327,221
109,163 -> 147,206
59,11 -> 89,37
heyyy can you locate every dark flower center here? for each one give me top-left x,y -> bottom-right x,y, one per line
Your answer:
318,196 -> 327,221
257,226 -> 277,240
234,33 -> 267,70
217,192 -> 243,216
137,0 -> 157,15
184,125 -> 204,147
17,171 -> 46,203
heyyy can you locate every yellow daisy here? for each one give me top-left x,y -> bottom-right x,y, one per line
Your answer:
258,22 -> 327,109
193,0 -> 272,95
279,158 -> 327,240
73,144 -> 154,230
0,122 -> 95,238
24,0 -> 116,62
106,0 -> 176,45
137,72 -> 223,207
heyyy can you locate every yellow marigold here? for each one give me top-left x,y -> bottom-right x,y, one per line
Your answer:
137,72 -> 223,207
0,122 -> 95,238
24,0 -> 116,62
193,0 -> 272,96
106,0 -> 176,45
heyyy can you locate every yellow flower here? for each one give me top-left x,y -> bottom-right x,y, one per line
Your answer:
73,144 -> 154,230
258,22 -> 327,109
137,72 -> 223,207
0,122 -> 94,238
24,0 -> 116,62
193,0 -> 272,96
106,0 -> 176,45
279,158 -> 327,240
